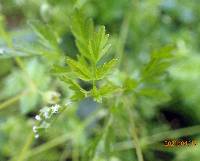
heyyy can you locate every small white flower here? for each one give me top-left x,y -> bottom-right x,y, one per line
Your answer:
35,115 -> 41,121
35,134 -> 39,139
44,91 -> 60,104
33,126 -> 38,133
40,107 -> 50,119
44,112 -> 49,118
51,104 -> 60,113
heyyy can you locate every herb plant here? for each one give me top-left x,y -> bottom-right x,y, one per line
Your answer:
32,10 -> 175,161
0,1 -> 200,161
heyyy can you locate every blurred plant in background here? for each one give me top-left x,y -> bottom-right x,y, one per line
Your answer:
0,0 -> 200,161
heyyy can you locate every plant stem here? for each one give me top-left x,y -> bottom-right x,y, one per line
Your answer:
72,144 -> 79,161
117,0 -> 140,69
10,132 -> 34,161
92,67 -> 96,89
127,106 -> 144,161
0,91 -> 26,111
92,61 -> 97,90
26,133 -> 72,159
141,124 -> 200,146
59,148 -> 70,161
116,11 -> 131,68
114,125 -> 200,151
131,127 -> 144,161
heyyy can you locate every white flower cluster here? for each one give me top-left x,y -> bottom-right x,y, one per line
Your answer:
33,102 -> 71,138
33,100 -> 72,138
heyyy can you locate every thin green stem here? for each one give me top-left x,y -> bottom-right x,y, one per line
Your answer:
72,144 -> 79,161
25,133 -> 73,159
92,69 -> 96,89
117,0 -> 139,68
132,129 -> 144,161
0,91 -> 26,111
9,133 -> 34,161
141,124 -> 200,146
59,148 -> 70,161
126,105 -> 144,161
92,61 -> 97,91
116,11 -> 131,68
114,125 -> 200,151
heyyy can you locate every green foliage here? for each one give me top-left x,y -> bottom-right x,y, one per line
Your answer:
0,1 -> 200,161
57,11 -> 119,102
141,45 -> 176,82
60,76 -> 86,100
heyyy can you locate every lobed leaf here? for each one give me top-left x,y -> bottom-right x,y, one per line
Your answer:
28,20 -> 60,50
60,76 -> 86,100
71,11 -> 111,63
66,57 -> 92,81
141,45 -> 176,81
96,58 -> 118,80
123,78 -> 138,92
92,83 -> 120,103
51,65 -> 70,74
88,26 -> 110,62
139,88 -> 170,101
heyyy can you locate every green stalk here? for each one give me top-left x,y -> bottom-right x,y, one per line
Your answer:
9,133 -> 34,161
114,125 -> 200,151
116,11 -> 131,68
127,106 -> 144,161
0,91 -> 26,111
92,60 -> 97,93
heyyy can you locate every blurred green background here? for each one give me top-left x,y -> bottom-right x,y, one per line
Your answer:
0,0 -> 200,161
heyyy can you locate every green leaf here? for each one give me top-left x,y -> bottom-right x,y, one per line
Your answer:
123,78 -> 138,92
83,133 -> 103,161
66,57 -> 92,81
143,60 -> 171,80
88,26 -> 110,62
0,70 -> 25,99
71,11 -> 94,61
20,92 -> 39,114
139,88 -> 170,101
71,11 -> 93,43
141,45 -> 176,81
92,83 -> 119,103
152,45 -> 176,59
51,65 -> 70,74
58,11 -> 117,102
75,40 -> 91,60
28,20 -> 59,49
59,76 -> 86,100
99,84 -> 119,96
71,11 -> 111,63
96,58 -> 118,80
